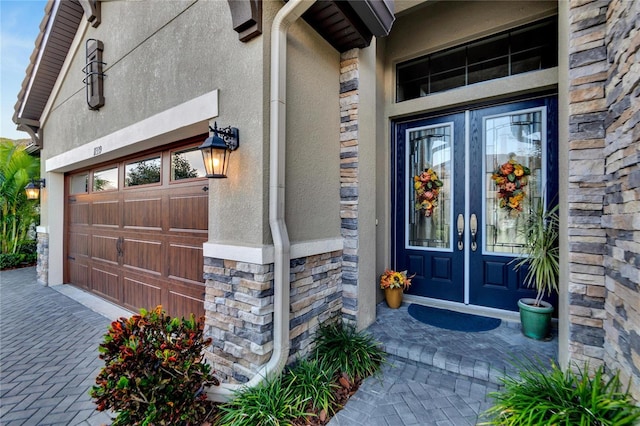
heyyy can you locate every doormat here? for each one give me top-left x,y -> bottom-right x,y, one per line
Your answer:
407,304 -> 502,332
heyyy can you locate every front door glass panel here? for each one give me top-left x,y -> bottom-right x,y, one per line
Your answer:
484,109 -> 544,255
406,124 -> 452,250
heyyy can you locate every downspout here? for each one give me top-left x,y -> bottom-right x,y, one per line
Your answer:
208,0 -> 315,402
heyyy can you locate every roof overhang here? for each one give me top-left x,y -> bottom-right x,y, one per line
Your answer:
301,0 -> 395,52
12,0 -> 85,148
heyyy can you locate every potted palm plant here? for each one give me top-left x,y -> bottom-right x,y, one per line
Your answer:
513,202 -> 559,340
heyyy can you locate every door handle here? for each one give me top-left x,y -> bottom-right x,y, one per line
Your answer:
470,214 -> 478,252
116,237 -> 123,257
457,214 -> 464,250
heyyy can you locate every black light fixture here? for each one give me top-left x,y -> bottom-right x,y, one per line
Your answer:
198,122 -> 239,178
25,178 -> 46,200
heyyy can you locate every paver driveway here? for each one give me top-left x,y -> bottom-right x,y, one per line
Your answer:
0,267 -> 112,426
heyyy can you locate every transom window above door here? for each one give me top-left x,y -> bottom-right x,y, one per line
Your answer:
396,17 -> 558,102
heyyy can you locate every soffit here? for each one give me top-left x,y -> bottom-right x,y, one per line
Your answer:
13,0 -> 84,126
301,0 -> 395,52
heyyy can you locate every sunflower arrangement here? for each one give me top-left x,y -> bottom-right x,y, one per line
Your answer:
491,158 -> 531,216
380,269 -> 413,290
414,168 -> 443,217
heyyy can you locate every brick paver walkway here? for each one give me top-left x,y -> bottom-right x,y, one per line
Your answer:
0,267 -> 112,426
1,267 -> 558,425
329,303 -> 557,425
328,360 -> 498,426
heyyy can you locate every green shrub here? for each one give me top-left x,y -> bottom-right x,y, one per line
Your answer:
314,322 -> 386,382
282,358 -> 338,415
0,241 -> 37,270
0,141 -> 40,259
482,359 -> 640,425
216,375 -> 310,426
90,306 -> 218,425
0,252 -> 33,269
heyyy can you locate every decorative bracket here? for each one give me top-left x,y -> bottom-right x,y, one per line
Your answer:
16,121 -> 42,148
78,0 -> 101,27
227,0 -> 262,42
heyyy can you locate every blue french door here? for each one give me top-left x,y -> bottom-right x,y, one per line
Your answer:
394,112 -> 466,302
393,96 -> 558,311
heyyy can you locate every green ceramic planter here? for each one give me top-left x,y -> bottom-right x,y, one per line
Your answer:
518,298 -> 553,340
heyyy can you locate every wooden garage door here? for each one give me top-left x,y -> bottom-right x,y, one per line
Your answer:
65,138 -> 209,319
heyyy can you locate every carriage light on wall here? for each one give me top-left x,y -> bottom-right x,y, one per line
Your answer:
198,122 -> 239,178
25,179 -> 46,200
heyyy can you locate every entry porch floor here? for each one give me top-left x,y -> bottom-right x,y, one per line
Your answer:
369,301 -> 557,385
328,301 -> 558,425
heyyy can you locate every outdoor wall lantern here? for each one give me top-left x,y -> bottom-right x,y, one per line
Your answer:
198,122 -> 239,178
25,179 -> 46,200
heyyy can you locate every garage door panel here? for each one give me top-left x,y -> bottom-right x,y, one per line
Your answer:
122,275 -> 162,313
69,202 -> 89,225
91,267 -> 120,302
124,198 -> 162,229
93,200 -> 120,227
69,262 -> 89,289
92,235 -> 119,264
69,233 -> 89,257
169,195 -> 208,231
169,285 -> 205,318
123,239 -> 162,274
168,243 -> 204,284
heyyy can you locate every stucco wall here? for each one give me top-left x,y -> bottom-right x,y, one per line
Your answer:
284,19 -> 341,244
41,0 -> 267,247
45,1 -> 261,158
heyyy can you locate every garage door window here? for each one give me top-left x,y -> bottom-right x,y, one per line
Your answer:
70,173 -> 89,194
93,167 -> 118,191
125,156 -> 161,187
171,147 -> 206,181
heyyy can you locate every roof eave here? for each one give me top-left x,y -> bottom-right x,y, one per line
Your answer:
12,0 -> 84,148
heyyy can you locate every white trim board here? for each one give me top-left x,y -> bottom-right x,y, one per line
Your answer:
203,237 -> 344,265
46,90 -> 219,172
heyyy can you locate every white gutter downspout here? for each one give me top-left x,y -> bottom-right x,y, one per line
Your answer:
208,0 -> 315,402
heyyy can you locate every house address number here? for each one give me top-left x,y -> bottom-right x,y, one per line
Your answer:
94,146 -> 102,156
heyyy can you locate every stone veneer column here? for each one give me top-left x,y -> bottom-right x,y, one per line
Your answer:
288,251 -> 343,361
601,0 -> 640,401
339,49 -> 360,324
568,0 -> 640,401
203,251 -> 342,384
36,231 -> 48,285
204,258 -> 274,383
567,0 -> 610,368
